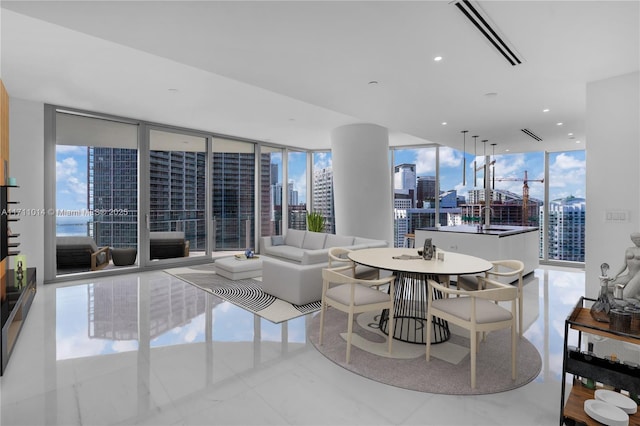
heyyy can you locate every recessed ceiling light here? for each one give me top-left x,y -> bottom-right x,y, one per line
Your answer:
543,108 -> 550,112
556,122 -> 563,126
368,80 -> 379,85
434,56 -> 443,62
576,140 -> 581,144
568,132 -> 573,136
441,122 -> 447,125
505,149 -> 510,152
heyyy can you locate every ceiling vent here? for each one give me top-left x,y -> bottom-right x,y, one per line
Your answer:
455,0 -> 523,66
521,128 -> 543,142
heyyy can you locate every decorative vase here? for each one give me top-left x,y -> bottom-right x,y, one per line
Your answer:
590,275 -> 613,323
422,238 -> 434,260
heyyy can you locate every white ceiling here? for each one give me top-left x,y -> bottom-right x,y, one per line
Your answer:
1,1 -> 638,154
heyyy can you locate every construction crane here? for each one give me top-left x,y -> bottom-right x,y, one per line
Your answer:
494,170 -> 544,225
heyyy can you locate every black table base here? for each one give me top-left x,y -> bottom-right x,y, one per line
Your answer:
378,271 -> 450,345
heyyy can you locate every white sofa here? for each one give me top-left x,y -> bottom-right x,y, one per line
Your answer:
260,229 -> 388,305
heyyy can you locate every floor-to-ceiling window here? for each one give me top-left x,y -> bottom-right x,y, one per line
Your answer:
55,111 -> 139,275
211,138 -> 256,251
391,146 -> 439,247
287,150 -> 307,231
311,151 -> 334,234
148,128 -> 207,261
545,150 -> 586,262
260,146 -> 283,238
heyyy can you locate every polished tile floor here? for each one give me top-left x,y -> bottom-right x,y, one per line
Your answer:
0,265 -> 589,425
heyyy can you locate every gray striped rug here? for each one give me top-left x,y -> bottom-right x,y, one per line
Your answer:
164,265 -> 321,323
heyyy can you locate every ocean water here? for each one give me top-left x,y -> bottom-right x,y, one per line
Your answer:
56,217 -> 92,237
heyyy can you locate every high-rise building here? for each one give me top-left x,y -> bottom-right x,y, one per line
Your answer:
394,163 -> 416,208
312,166 -> 335,234
91,148 -> 262,252
212,152 -> 256,250
417,176 -> 436,205
288,181 -> 298,206
543,196 -> 586,262
90,147 -> 139,249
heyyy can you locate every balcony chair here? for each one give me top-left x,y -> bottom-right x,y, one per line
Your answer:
149,231 -> 190,259
426,277 -> 518,389
456,259 -> 525,336
56,236 -> 111,271
319,266 -> 396,363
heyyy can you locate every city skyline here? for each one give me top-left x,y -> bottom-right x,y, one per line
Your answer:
56,145 -> 585,214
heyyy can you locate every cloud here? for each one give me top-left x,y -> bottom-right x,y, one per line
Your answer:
552,152 -> 585,170
56,156 -> 87,202
548,152 -> 586,198
439,147 -> 462,168
56,145 -> 86,154
313,152 -> 332,170
415,148 -> 435,174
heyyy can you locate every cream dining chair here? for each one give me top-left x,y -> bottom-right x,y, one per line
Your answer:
327,247 -> 380,281
319,266 -> 396,363
426,277 -> 518,389
456,259 -> 525,336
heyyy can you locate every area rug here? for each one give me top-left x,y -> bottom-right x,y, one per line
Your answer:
164,263 -> 321,323
308,308 -> 542,395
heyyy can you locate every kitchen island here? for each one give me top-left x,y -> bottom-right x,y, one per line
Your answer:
415,225 -> 539,278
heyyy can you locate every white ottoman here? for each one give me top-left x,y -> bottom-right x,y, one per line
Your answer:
215,256 -> 262,280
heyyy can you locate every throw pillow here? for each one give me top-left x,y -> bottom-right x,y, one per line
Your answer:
271,235 -> 285,246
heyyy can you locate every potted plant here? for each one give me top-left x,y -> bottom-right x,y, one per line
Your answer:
306,211 -> 326,233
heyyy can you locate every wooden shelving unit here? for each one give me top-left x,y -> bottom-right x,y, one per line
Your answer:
0,185 -> 35,375
1,185 -> 20,258
561,297 -> 640,425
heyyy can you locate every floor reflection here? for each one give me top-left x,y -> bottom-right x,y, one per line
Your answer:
4,264 -> 621,426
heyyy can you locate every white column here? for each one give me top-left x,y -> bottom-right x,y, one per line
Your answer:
331,123 -> 393,244
586,71 -> 640,297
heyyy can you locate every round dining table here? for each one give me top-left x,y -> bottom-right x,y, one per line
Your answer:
348,247 -> 493,344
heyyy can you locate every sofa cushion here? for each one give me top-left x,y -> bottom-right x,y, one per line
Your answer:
324,234 -> 354,248
285,229 -> 306,248
302,248 -> 330,265
302,231 -> 327,250
271,235 -> 285,246
56,236 -> 99,252
264,245 -> 305,262
354,237 -> 388,248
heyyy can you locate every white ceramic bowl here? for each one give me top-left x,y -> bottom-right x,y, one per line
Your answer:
584,399 -> 629,426
595,389 -> 638,414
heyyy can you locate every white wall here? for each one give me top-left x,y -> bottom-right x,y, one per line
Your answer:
585,71 -> 640,296
9,98 -> 45,284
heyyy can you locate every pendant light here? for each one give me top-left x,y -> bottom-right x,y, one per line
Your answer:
491,143 -> 497,189
472,135 -> 479,187
482,140 -> 488,189
461,130 -> 468,186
